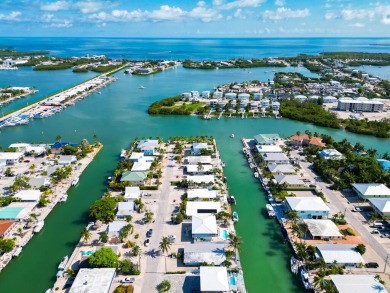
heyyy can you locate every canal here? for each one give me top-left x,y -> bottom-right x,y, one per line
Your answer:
0,66 -> 389,293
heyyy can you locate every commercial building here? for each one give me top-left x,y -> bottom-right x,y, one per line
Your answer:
337,98 -> 384,112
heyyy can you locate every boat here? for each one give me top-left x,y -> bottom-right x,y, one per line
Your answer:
98,91 -> 102,94
254,172 -> 259,178
45,289 -> 52,293
33,221 -> 44,233
266,204 -> 276,218
12,246 -> 22,258
58,255 -> 69,270
300,267 -> 312,290
59,194 -> 68,203
120,149 -> 127,158
139,85 -> 145,89
232,211 -> 239,222
230,133 -> 235,138
71,177 -> 79,186
290,256 -> 300,275
221,162 -> 225,168
229,195 -> 236,205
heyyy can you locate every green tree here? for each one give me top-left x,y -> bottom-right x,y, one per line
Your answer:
4,167 -> 13,177
119,259 -> 135,275
228,233 -> 242,251
132,245 -> 141,256
81,227 -> 91,243
89,247 -> 119,268
286,210 -> 299,225
55,135 -> 62,142
158,280 -> 171,292
0,238 -> 16,253
89,197 -> 117,223
355,243 -> 366,255
99,231 -> 108,243
159,237 -> 171,255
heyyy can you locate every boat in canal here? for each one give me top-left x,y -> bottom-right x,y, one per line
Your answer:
300,267 -> 312,290
12,246 -> 22,258
228,195 -> 236,205
266,204 -> 276,218
120,149 -> 126,158
33,221 -> 45,233
230,133 -> 235,138
290,256 -> 300,275
71,177 -> 79,186
58,255 -> 69,270
59,194 -> 68,203
232,211 -> 239,222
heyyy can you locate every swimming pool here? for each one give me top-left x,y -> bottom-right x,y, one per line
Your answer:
81,250 -> 93,256
229,276 -> 237,286
220,229 -> 229,240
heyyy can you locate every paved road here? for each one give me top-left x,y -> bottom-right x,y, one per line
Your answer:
139,154 -> 175,292
299,157 -> 390,272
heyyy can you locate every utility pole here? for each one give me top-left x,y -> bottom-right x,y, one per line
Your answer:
384,254 -> 389,273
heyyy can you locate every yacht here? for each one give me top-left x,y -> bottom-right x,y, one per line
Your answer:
266,204 -> 276,218
59,194 -> 68,203
232,211 -> 239,222
58,255 -> 69,270
71,177 -> 79,186
33,221 -> 44,233
300,267 -> 312,290
12,246 -> 22,258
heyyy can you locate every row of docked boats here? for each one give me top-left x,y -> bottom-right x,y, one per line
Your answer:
0,107 -> 63,129
290,257 -> 312,289
56,255 -> 69,278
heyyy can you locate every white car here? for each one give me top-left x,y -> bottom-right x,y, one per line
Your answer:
121,277 -> 135,283
167,235 -> 176,243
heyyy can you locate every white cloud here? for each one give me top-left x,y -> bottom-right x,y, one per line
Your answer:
339,5 -> 390,24
324,11 -> 336,19
275,0 -> 285,6
349,22 -> 365,27
148,5 -> 186,22
262,7 -> 310,20
50,19 -> 72,27
75,1 -> 106,14
0,11 -> 21,21
40,1 -> 70,11
216,0 -> 266,10
189,5 -> 223,22
232,8 -> 246,19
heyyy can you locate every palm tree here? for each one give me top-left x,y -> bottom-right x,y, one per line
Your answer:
132,244 -> 141,256
17,227 -> 23,236
29,164 -> 36,174
159,237 -> 171,255
134,199 -> 144,213
286,210 -> 299,225
55,135 -> 62,142
228,233 -> 242,251
99,231 -> 108,243
294,241 -> 308,260
313,270 -> 327,290
81,227 -> 91,243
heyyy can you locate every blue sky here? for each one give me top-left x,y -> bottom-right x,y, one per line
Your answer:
0,0 -> 389,37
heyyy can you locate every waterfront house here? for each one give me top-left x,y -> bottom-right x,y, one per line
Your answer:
214,91 -> 223,99
186,201 -> 221,217
202,91 -> 210,99
288,134 -> 326,148
253,92 -> 263,100
368,198 -> 390,219
316,244 -> 364,267
261,99 -> 270,109
184,242 -> 226,266
250,101 -> 259,111
209,99 -> 218,109
137,139 -> 160,156
187,189 -> 217,200
377,159 -> 390,172
191,143 -> 210,155
50,142 -> 78,155
69,268 -> 116,293
272,101 -> 280,111
116,202 -> 134,219
120,171 -> 148,186
0,220 -> 16,238
14,190 -> 42,202
191,91 -> 200,98
329,275 -> 387,293
47,165 -> 62,176
273,174 -> 306,189
261,153 -> 289,164
58,155 -> 77,165
256,145 -> 283,154
187,175 -> 215,185
9,143 -> 47,156
124,187 -> 141,201
129,152 -> 144,162
186,164 -> 213,174
186,156 -> 212,164
192,214 -> 218,241
182,92 -> 192,99
319,149 -> 343,160
267,163 -> 296,175
352,183 -> 390,199
131,160 -> 152,172
284,197 -> 330,219
106,221 -> 128,239
0,152 -> 24,165
238,93 -> 250,101
225,93 -> 237,99
254,133 -> 280,145
29,177 -> 51,189
303,219 -> 343,240
200,266 -> 229,293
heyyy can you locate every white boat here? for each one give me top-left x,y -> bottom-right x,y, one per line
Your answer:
139,85 -> 145,89
229,195 -> 236,205
266,204 -> 276,218
12,246 -> 22,258
290,256 -> 300,275
232,211 -> 239,222
59,194 -> 68,203
58,255 -> 69,270
221,162 -> 225,168
230,133 -> 235,138
33,221 -> 44,233
254,172 -> 259,178
300,267 -> 312,290
45,289 -> 52,293
71,177 -> 79,186
120,149 -> 127,158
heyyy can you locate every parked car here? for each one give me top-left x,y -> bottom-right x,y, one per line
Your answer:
146,229 -> 153,238
352,206 -> 362,212
23,160 -> 30,163
167,235 -> 176,243
371,229 -> 380,234
121,277 -> 135,283
144,239 -> 150,247
365,262 -> 379,268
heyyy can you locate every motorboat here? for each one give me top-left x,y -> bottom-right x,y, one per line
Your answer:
59,194 -> 68,203
300,267 -> 312,290
12,246 -> 22,258
290,256 -> 300,275
58,255 -> 69,270
71,177 -> 79,186
254,172 -> 259,178
266,204 -> 276,218
230,133 -> 235,138
120,149 -> 126,158
228,195 -> 236,205
139,85 -> 145,89
33,221 -> 44,233
232,211 -> 239,222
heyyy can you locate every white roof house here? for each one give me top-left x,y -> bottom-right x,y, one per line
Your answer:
268,163 -> 296,174
129,152 -> 144,162
69,268 -> 116,293
116,202 -> 134,218
187,189 -> 217,199
58,155 -> 77,165
261,153 -> 289,164
200,266 -> 229,292
256,145 -> 283,154
131,161 -> 152,172
329,274 -> 388,293
304,219 -> 343,240
124,187 -> 141,201
316,244 -> 364,266
368,198 -> 390,218
319,149 -> 343,160
186,201 -> 221,217
187,175 -> 215,184
186,164 -> 213,173
352,183 -> 390,199
14,190 -> 42,202
192,214 -> 218,236
191,143 -> 209,155
10,143 -> 47,156
0,152 -> 24,164
184,242 -> 226,266
285,197 -> 330,219
186,156 -> 212,164
106,221 -> 128,238
29,177 -> 51,188
273,175 -> 305,187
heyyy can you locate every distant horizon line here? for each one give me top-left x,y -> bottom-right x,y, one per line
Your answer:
0,36 -> 389,39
